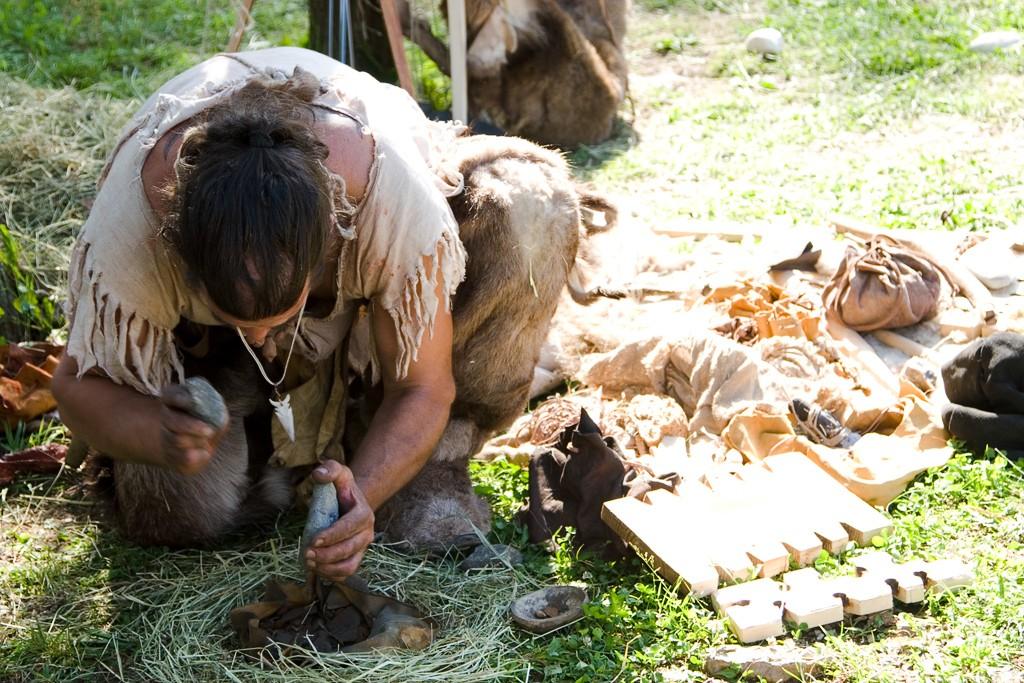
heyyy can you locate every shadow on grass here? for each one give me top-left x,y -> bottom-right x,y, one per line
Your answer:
569,116 -> 641,180
0,473 -> 306,681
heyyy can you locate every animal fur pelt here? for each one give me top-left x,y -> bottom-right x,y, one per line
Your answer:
402,0 -> 629,148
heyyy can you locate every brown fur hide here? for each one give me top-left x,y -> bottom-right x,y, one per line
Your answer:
476,0 -> 628,147
404,0 -> 629,147
375,134 -> 617,547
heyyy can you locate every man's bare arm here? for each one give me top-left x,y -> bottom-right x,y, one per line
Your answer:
52,355 -> 223,474
306,273 -> 456,580
351,292 -> 456,509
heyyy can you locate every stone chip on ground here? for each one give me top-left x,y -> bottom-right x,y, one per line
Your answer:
968,30 -> 1023,53
458,543 -> 524,571
702,642 -> 835,681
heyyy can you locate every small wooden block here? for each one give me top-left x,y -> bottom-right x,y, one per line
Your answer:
827,575 -> 894,616
936,309 -> 983,340
811,521 -> 851,554
782,568 -> 844,628
713,578 -> 786,644
853,551 -> 925,604
747,543 -> 791,580
779,531 -> 824,568
602,496 -> 720,595
712,577 -> 784,612
723,601 -> 786,644
917,559 -> 975,594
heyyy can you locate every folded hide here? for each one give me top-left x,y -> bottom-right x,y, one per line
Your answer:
230,575 -> 432,657
520,409 -> 677,558
941,332 -> 1024,456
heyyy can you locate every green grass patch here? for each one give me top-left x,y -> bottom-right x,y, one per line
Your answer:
0,0 -> 308,98
3,449 -> 1023,681
762,0 -> 1024,78
2,0 -> 1024,680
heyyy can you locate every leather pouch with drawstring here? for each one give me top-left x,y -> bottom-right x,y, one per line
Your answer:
823,236 -> 942,331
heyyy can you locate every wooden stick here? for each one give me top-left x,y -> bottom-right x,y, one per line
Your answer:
448,0 -> 469,122
829,214 -> 922,243
916,248 -> 996,324
652,222 -> 769,241
227,0 -> 256,53
380,0 -> 416,96
824,315 -> 901,399
870,329 -> 935,361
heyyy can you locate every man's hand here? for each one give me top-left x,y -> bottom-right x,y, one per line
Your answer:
158,385 -> 227,475
305,461 -> 375,581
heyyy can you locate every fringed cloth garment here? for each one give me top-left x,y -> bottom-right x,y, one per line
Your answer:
65,47 -> 468,467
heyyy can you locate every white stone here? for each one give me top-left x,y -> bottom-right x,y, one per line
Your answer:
704,643 -> 834,682
745,28 -> 784,55
960,235 -> 1024,291
969,30 -> 1023,53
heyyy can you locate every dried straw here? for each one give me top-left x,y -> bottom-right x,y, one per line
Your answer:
114,536 -> 541,681
0,75 -> 132,321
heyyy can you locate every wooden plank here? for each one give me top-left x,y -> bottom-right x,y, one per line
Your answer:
601,496 -> 719,595
871,329 -> 937,361
447,0 -> 468,122
731,463 -> 823,566
704,470 -> 790,578
647,487 -> 757,583
764,453 -> 891,545
651,223 -> 767,241
740,459 -> 847,553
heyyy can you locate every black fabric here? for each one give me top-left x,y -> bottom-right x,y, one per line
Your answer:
941,332 -> 1024,457
520,409 -> 630,558
519,409 -> 680,558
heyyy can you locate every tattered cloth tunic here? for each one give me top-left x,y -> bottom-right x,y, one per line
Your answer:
66,47 -> 467,466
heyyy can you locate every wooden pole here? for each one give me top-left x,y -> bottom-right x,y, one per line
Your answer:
227,0 -> 256,52
379,0 -> 415,96
447,0 -> 468,122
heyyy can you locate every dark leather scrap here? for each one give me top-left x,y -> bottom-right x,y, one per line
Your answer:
230,575 -> 432,657
520,409 -> 679,558
941,332 -> 1024,457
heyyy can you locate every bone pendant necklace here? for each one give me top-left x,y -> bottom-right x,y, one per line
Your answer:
236,297 -> 307,442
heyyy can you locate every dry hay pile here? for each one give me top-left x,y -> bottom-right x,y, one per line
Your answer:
115,542 -> 537,681
2,493 -> 539,681
0,75 -> 131,339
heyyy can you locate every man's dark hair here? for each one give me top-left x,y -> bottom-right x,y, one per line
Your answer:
162,70 -> 344,321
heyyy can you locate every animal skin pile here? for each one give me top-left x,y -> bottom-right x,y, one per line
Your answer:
482,216 -> 1024,511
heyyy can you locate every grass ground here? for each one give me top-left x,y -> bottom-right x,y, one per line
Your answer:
1,1 -> 1023,681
